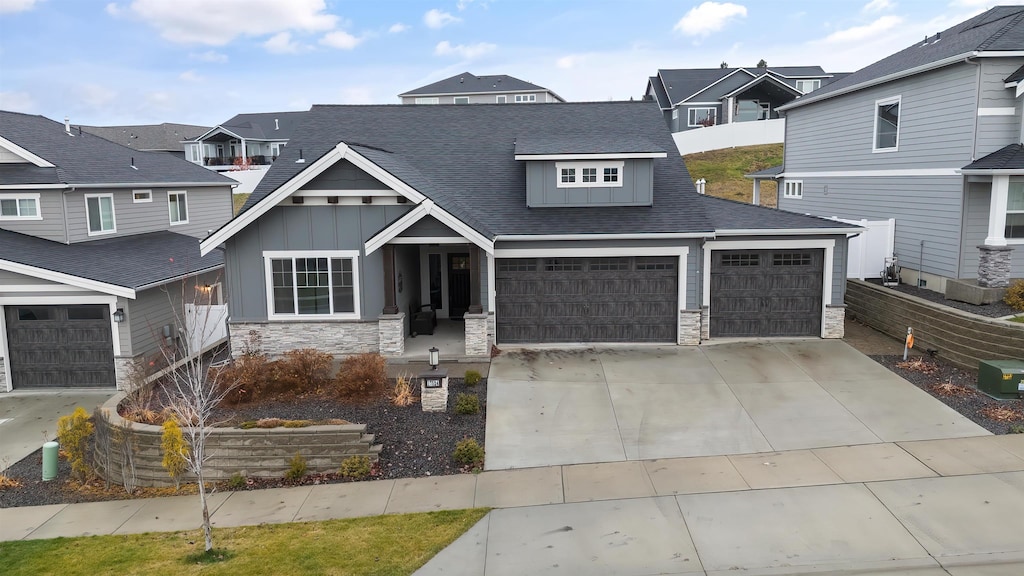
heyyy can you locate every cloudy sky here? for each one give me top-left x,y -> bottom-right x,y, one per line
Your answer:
0,0 -> 1010,126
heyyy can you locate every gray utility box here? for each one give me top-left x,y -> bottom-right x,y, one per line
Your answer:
977,360 -> 1024,399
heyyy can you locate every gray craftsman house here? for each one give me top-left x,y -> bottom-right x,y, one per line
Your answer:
0,110 -> 235,391
398,72 -> 565,104
200,102 -> 857,359
776,5 -> 1024,301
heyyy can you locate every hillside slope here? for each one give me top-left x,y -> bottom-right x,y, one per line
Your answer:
683,143 -> 783,207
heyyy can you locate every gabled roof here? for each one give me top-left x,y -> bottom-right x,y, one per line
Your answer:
78,123 -> 210,152
0,110 -> 235,187
961,143 -> 1024,172
701,194 -> 855,232
646,76 -> 672,109
192,111 -> 307,142
744,165 -> 784,179
655,66 -> 830,105
398,72 -> 565,101
721,73 -> 802,99
781,6 -> 1024,111
0,229 -> 223,297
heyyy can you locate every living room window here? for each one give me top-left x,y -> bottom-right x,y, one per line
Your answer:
688,107 -> 717,127
168,191 -> 188,224
265,251 -> 359,318
556,161 -> 625,188
874,96 -> 900,152
1007,180 -> 1024,239
85,193 -> 115,235
783,180 -> 803,199
0,193 -> 41,219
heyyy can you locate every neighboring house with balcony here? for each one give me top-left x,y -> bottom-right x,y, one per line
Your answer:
398,72 -> 565,104
775,5 -> 1024,302
646,66 -> 847,154
0,110 -> 235,391
79,122 -> 210,160
198,101 -> 856,363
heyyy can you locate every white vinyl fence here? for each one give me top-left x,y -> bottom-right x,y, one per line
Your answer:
184,303 -> 229,353
830,218 -> 896,280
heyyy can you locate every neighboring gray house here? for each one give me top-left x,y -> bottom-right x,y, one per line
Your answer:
0,110 -> 235,391
183,111 -> 306,170
79,122 -> 211,159
398,72 -> 565,104
199,101 -> 856,360
646,66 -> 847,133
776,5 -> 1024,298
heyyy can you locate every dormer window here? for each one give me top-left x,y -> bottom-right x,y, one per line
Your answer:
582,168 -> 597,183
556,161 -> 624,188
603,167 -> 619,183
560,168 -> 576,183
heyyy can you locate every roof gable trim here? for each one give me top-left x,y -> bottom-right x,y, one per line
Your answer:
0,258 -> 135,298
0,135 -> 56,168
676,68 -> 755,105
364,199 -> 494,255
722,74 -> 802,98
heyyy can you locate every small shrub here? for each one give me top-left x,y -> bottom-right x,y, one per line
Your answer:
928,380 -> 975,397
325,418 -> 349,425
0,457 -> 20,489
454,393 -> 480,415
453,438 -> 484,468
895,358 -> 939,375
160,417 -> 189,489
1010,424 -> 1024,434
285,452 -> 307,481
256,418 -> 283,429
57,407 -> 94,481
227,473 -> 247,489
339,455 -> 372,479
463,370 -> 482,387
979,405 -> 1024,422
238,420 -> 257,429
390,375 -> 417,407
335,353 -> 387,404
268,349 -> 335,395
282,419 -> 313,428
1004,279 -> 1024,311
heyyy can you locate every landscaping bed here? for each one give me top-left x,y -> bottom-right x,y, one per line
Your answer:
865,278 -> 1017,318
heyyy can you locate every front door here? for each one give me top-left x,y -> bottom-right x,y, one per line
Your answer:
448,253 -> 471,320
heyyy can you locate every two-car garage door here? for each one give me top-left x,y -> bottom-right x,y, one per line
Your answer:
5,305 -> 115,388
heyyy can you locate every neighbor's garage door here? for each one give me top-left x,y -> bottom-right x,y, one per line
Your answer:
495,256 -> 677,343
710,249 -> 824,338
5,305 -> 115,388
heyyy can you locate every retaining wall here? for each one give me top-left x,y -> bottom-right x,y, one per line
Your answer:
845,279 -> 1024,371
93,394 -> 381,488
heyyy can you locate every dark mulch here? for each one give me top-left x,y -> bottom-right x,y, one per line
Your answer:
865,278 -> 1018,318
871,354 -> 1024,434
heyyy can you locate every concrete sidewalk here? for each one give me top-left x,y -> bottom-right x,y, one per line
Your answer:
3,434 -> 1024,572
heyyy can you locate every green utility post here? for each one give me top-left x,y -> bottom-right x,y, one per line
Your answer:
42,441 -> 59,481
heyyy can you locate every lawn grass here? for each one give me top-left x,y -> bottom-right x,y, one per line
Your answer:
1009,315 -> 1024,323
232,192 -> 250,215
0,508 -> 488,576
683,143 -> 783,206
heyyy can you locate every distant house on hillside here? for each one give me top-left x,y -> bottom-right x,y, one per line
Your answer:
398,72 -> 565,104
79,122 -> 210,159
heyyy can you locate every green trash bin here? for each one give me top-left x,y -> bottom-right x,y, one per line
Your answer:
977,360 -> 1024,400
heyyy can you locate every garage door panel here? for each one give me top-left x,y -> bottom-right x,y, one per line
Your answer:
715,318 -> 762,338
545,280 -> 585,295
543,323 -> 589,342
5,305 -> 115,388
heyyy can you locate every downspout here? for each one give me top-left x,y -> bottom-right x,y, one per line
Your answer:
961,55 -> 982,281
966,54 -> 981,162
63,186 -> 72,244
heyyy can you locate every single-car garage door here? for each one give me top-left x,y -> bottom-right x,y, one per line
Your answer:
495,256 -> 677,343
5,305 -> 115,388
710,249 -> 824,338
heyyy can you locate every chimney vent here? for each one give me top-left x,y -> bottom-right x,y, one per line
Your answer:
64,117 -> 70,133
275,118 -> 279,130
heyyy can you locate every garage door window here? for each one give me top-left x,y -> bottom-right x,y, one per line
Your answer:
17,307 -> 56,321
773,253 -> 812,266
720,254 -> 760,266
589,258 -> 629,271
66,306 -> 108,320
545,258 -> 583,271
635,257 -> 675,270
497,259 -> 536,272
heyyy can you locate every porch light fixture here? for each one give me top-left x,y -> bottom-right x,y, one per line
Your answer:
428,347 -> 440,370
112,308 -> 126,323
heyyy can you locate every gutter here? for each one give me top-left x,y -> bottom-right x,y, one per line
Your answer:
714,227 -> 866,235
495,232 -> 714,241
70,181 -> 235,188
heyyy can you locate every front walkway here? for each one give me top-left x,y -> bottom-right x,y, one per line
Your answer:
3,435 -> 1024,575
485,341 -> 988,470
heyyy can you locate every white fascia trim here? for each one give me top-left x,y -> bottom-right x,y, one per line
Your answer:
677,68 -> 754,105
0,135 -> 55,167
0,184 -> 66,190
677,101 -> 720,106
715,227 -> 864,235
292,189 -> 400,197
780,168 -> 961,178
0,258 -> 135,298
778,52 -> 977,112
389,236 -> 469,244
978,107 -> 1017,116
342,146 -> 426,204
495,246 -> 689,258
976,51 -> 1024,57
496,232 -> 712,241
193,125 -> 243,142
71,182 -> 232,189
960,168 -> 1024,175
364,199 -> 493,255
722,74 -> 801,99
514,152 -> 668,161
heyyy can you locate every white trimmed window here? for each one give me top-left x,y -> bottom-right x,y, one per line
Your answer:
188,144 -> 201,163
795,79 -> 821,93
556,161 -> 625,188
85,193 -> 115,235
688,107 -> 717,127
1007,180 -> 1024,239
672,108 -> 679,120
133,189 -> 152,203
415,97 -> 439,104
265,251 -> 360,318
454,96 -> 469,104
873,96 -> 900,152
168,191 -> 188,224
0,193 -> 41,220
783,180 -> 803,199
514,94 -> 537,103
496,95 -> 507,103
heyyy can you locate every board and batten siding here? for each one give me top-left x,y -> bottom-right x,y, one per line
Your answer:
526,160 -> 654,207
125,269 -> 223,358
0,190 -> 67,242
63,187 -> 232,243
961,183 -> 1024,278
224,204 -> 412,321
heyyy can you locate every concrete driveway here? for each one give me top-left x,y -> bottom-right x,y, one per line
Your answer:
0,390 -> 115,471
485,340 -> 988,470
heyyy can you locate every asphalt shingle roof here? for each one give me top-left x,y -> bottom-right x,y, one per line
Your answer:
962,143 -> 1024,170
0,229 -> 223,290
0,110 -> 235,186
514,136 -> 665,156
647,76 -> 671,109
701,194 -> 849,231
744,165 -> 784,178
79,123 -> 210,152
782,6 -> 1024,109
656,66 -> 829,104
236,102 -> 852,238
1006,63 -> 1024,84
203,111 -> 307,141
399,72 -> 559,98
0,164 -> 60,184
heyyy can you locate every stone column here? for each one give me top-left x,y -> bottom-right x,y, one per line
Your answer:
678,310 -> 701,345
378,312 -> 405,357
977,245 -> 1014,288
700,307 -> 711,340
823,305 -> 845,339
382,244 -> 398,314
468,246 -> 483,314
464,312 -> 489,356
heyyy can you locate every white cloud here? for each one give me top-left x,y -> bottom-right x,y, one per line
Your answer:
178,70 -> 203,82
389,22 -> 409,33
0,91 -> 35,112
125,0 -> 337,45
673,2 -> 747,37
336,87 -> 373,104
863,0 -> 893,12
145,91 -> 173,110
320,30 -> 363,50
0,0 -> 41,14
424,8 -> 460,29
104,2 -> 121,16
80,83 -> 117,108
264,31 -> 302,54
456,0 -> 474,9
189,50 -> 228,63
823,15 -> 903,44
556,55 -> 582,69
434,40 -> 495,60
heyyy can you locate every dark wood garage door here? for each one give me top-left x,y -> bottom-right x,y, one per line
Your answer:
710,249 -> 824,338
5,305 -> 115,388
495,256 -> 677,343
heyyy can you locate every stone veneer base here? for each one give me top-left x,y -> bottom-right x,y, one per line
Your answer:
230,320 -> 380,358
